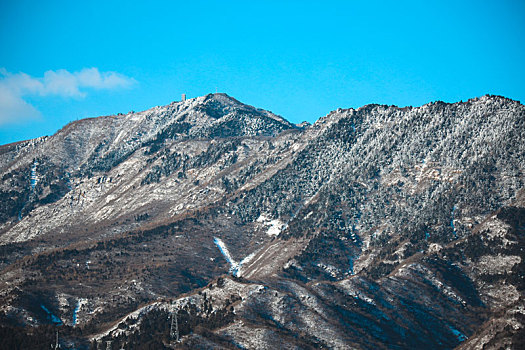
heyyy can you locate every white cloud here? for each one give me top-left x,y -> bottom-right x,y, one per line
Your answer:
0,68 -> 136,125
0,85 -> 41,124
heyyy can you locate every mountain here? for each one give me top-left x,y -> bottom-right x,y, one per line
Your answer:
0,93 -> 524,349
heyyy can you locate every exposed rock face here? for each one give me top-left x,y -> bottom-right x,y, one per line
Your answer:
0,93 -> 523,349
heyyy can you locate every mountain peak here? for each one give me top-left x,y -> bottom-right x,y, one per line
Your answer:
204,92 -> 240,104
181,93 -> 295,133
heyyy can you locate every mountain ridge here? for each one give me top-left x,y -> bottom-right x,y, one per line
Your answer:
0,93 -> 524,349
2,93 -> 519,150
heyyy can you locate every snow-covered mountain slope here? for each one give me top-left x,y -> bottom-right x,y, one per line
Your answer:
0,94 -> 523,349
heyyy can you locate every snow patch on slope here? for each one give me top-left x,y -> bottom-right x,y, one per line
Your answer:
257,215 -> 285,236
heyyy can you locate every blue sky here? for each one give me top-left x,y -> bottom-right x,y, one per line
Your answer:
1,0 -> 524,145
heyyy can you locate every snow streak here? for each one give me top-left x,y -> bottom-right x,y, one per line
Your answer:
40,304 -> 63,325
213,237 -> 256,277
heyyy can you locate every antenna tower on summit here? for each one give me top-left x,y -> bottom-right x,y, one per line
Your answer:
181,93 -> 186,101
